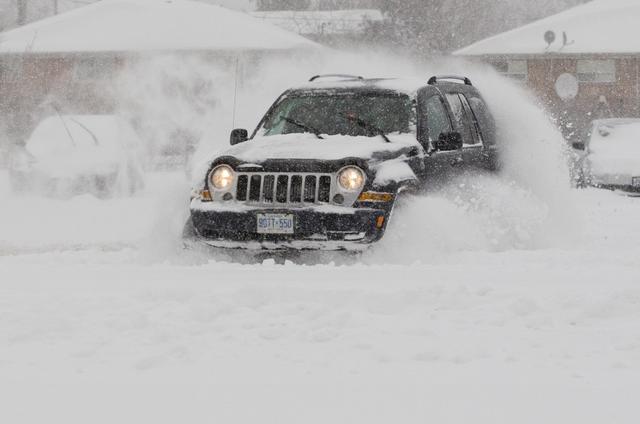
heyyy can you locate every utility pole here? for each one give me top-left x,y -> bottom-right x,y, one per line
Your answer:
17,0 -> 27,26
54,0 -> 58,15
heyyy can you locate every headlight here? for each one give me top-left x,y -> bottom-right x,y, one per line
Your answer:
337,166 -> 365,192
209,165 -> 235,190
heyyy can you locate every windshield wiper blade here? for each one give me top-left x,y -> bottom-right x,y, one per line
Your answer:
342,114 -> 391,143
52,104 -> 77,148
69,117 -> 100,146
280,116 -> 324,140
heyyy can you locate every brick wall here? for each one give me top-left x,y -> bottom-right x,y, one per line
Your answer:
521,56 -> 640,141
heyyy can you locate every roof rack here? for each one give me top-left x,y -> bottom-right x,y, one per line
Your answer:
428,75 -> 473,86
309,74 -> 364,82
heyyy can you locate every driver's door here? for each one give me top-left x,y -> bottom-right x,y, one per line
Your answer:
418,90 -> 463,189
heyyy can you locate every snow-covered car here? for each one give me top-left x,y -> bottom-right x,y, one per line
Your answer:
573,118 -> 640,192
9,115 -> 145,197
185,75 -> 498,251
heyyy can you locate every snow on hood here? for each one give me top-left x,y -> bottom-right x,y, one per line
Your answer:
589,120 -> 640,176
221,133 -> 420,162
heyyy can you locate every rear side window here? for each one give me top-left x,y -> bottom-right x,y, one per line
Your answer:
422,95 -> 452,145
446,93 -> 483,147
458,94 -> 484,146
466,95 -> 496,146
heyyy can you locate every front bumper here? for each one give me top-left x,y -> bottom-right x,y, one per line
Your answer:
189,199 -> 389,251
590,173 -> 640,193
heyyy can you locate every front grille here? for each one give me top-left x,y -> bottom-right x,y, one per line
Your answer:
235,173 -> 333,204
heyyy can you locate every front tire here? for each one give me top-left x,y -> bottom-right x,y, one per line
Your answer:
182,216 -> 198,248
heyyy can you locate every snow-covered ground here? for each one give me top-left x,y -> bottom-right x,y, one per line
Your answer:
1,168 -> 640,423
1,52 -> 639,422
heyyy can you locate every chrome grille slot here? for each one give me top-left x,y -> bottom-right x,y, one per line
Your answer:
236,175 -> 248,201
249,175 -> 262,202
263,175 -> 275,202
318,176 -> 331,202
290,176 -> 303,203
234,172 -> 333,206
276,175 -> 289,203
304,176 -> 316,203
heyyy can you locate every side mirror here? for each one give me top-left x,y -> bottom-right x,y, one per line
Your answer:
572,142 -> 585,151
436,132 -> 463,151
230,129 -> 248,145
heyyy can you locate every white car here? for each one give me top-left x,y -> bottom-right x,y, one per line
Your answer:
575,118 -> 640,192
9,115 -> 145,197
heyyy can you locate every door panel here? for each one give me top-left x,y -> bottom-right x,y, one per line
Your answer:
418,92 -> 463,188
423,150 -> 464,189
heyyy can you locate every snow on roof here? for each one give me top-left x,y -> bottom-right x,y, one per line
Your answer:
290,77 -> 426,96
0,0 -> 321,54
250,9 -> 384,36
454,0 -> 640,56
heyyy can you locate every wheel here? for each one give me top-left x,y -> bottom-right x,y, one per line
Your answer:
182,216 -> 198,248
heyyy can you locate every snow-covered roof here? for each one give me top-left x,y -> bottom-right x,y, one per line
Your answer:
250,9 -> 384,36
0,0 -> 321,54
290,77 -> 426,96
454,0 -> 640,57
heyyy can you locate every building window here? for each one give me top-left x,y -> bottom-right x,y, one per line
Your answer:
576,59 -> 616,83
492,59 -> 527,81
73,58 -> 116,83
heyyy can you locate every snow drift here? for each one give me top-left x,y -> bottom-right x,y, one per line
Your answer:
0,50 -> 581,262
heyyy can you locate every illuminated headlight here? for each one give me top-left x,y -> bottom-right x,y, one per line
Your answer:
209,165 -> 235,190
337,166 -> 365,192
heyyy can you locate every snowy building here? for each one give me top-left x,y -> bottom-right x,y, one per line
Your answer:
454,0 -> 640,141
0,0 -> 321,147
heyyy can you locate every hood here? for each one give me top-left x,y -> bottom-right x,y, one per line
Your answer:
221,133 -> 420,163
589,151 -> 640,177
32,149 -> 121,178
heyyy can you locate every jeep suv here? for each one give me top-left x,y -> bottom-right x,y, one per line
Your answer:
185,75 -> 497,251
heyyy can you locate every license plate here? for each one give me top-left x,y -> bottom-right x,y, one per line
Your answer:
256,214 -> 294,234
633,177 -> 640,188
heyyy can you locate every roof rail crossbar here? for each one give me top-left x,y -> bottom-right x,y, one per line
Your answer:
309,74 -> 364,82
428,75 -> 473,86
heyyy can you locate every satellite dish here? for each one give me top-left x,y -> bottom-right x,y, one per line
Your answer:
544,30 -> 556,47
555,73 -> 579,101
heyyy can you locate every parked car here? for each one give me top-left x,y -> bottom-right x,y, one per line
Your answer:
185,75 -> 498,251
9,115 -> 145,197
573,118 -> 640,192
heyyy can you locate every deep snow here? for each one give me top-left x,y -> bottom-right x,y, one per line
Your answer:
1,169 -> 640,423
1,54 -> 639,423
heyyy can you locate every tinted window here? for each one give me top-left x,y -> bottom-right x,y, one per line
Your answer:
261,93 -> 415,138
445,93 -> 477,146
458,94 -> 484,146
467,95 -> 495,146
422,95 -> 452,147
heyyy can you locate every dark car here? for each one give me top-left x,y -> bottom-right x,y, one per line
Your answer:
185,75 -> 498,251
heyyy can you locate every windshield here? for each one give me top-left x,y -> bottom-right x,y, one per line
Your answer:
259,93 -> 415,139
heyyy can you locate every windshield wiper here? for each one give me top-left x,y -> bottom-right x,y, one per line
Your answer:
342,114 -> 391,143
69,117 -> 100,146
52,104 -> 77,148
279,116 -> 324,140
